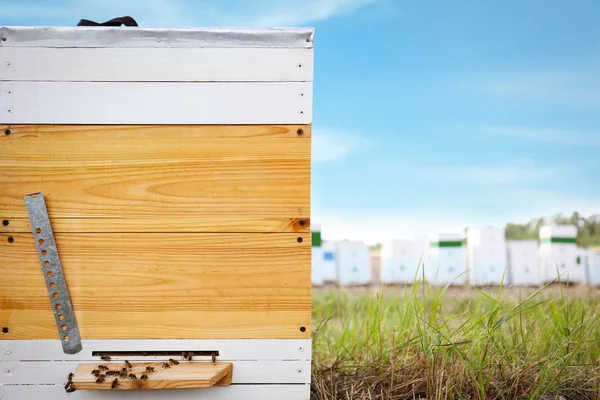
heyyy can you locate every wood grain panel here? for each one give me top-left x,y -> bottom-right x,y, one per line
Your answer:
0,233 -> 311,339
0,124 -> 310,231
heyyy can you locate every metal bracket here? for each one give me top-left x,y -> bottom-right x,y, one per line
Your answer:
24,192 -> 82,354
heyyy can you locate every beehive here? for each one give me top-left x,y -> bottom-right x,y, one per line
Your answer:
336,240 -> 372,286
0,25 -> 314,399
539,225 -> 579,284
380,239 -> 421,284
321,240 -> 338,283
466,227 -> 508,286
428,233 -> 467,286
506,240 -> 541,286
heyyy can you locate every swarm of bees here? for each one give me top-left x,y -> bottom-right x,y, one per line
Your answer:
65,351 -> 208,392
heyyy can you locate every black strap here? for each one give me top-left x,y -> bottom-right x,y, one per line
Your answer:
77,16 -> 138,27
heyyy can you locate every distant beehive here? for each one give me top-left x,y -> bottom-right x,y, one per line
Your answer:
507,240 -> 541,286
336,240 -> 372,286
466,227 -> 508,286
311,224 -> 324,286
428,233 -> 467,286
590,251 -> 600,287
380,239 -> 422,284
539,225 -> 580,283
321,240 -> 338,283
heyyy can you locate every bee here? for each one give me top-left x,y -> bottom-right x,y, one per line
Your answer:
128,373 -> 137,380
124,360 -> 132,369
211,352 -> 217,362
98,365 -> 108,371
111,378 -> 119,389
168,358 -> 179,366
96,376 -> 105,384
121,367 -> 128,374
91,369 -> 100,377
161,362 -> 170,369
101,355 -> 111,361
140,374 -> 148,381
64,373 -> 76,393
67,373 -> 74,381
181,351 -> 193,361
119,371 -> 128,379
145,366 -> 155,373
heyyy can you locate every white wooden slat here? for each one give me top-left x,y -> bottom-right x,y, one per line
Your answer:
0,384 -> 310,400
0,48 -> 314,82
0,26 -> 314,49
0,360 -> 310,384
0,339 -> 311,361
0,82 -> 312,124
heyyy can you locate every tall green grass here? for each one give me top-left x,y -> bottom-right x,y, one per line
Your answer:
311,277 -> 600,399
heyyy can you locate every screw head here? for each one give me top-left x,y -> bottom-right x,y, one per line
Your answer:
7,237 -> 14,243
297,237 -> 303,243
300,326 -> 306,332
2,220 -> 8,226
298,220 -> 306,226
4,129 -> 10,136
296,368 -> 303,374
4,349 -> 11,355
297,128 -> 304,135
1,328 -> 7,334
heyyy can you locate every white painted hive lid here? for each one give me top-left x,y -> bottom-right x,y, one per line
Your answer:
0,26 -> 315,48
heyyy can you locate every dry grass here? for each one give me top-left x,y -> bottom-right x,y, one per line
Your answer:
311,280 -> 600,399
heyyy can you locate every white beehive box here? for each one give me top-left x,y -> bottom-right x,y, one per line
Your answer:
311,224 -> 324,286
539,225 -> 579,284
466,227 -> 508,286
321,240 -> 338,283
506,240 -> 540,286
590,251 -> 600,287
336,240 -> 372,286
0,24 -> 314,400
380,239 -> 422,284
428,233 -> 467,286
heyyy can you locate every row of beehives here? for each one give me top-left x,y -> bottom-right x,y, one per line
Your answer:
311,224 -> 600,287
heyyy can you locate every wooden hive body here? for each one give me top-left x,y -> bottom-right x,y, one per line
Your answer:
0,25 -> 314,399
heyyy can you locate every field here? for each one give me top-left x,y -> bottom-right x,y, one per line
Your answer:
311,281 -> 600,399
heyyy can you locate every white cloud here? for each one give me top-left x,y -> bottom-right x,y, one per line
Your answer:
1,0 -> 379,27
477,70 -> 600,108
393,158 -> 571,186
312,128 -> 370,163
481,125 -> 600,147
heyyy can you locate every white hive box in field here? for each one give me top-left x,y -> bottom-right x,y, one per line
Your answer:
428,233 -> 468,286
590,251 -> 600,287
539,225 -> 579,284
414,234 -> 435,282
311,224 -> 324,286
574,247 -> 590,284
321,240 -> 338,283
506,240 -> 541,286
0,24 -> 314,399
466,227 -> 508,286
380,239 -> 422,284
336,240 -> 372,286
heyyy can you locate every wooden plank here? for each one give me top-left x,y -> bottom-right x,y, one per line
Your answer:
0,383 -> 311,400
0,360 -> 311,385
0,26 -> 314,49
0,125 -> 310,227
0,233 -> 311,339
0,217 -> 310,234
0,48 -> 314,82
0,339 -> 311,361
70,361 -> 232,390
0,82 -> 313,124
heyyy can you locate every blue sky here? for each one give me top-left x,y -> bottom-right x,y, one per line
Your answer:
3,0 -> 600,243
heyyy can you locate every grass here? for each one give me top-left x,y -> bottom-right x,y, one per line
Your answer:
311,275 -> 600,399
